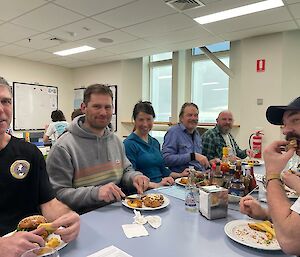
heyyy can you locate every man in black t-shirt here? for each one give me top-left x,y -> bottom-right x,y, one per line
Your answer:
0,77 -> 80,257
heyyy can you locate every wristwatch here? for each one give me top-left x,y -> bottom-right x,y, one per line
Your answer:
265,173 -> 282,187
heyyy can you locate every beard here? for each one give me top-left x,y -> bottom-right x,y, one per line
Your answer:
219,125 -> 231,134
285,132 -> 300,156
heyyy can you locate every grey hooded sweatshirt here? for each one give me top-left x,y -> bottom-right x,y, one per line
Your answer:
46,115 -> 142,213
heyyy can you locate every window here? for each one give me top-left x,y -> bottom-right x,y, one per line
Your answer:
191,42 -> 230,123
150,52 -> 172,122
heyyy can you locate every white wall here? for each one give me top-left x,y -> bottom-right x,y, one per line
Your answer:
0,55 -> 73,138
230,30 -> 300,150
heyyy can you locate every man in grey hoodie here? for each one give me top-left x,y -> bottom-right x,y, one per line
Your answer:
46,84 -> 149,213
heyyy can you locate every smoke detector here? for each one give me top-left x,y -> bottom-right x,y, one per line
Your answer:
164,0 -> 205,11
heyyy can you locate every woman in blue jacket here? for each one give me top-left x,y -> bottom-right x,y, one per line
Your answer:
124,101 -> 176,188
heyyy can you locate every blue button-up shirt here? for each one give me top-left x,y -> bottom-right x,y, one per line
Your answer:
162,123 -> 204,172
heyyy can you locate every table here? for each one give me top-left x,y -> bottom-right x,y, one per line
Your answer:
60,189 -> 290,257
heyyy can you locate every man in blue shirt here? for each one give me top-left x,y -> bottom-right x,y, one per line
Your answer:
162,102 -> 209,173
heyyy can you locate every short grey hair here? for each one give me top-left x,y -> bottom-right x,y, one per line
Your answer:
0,76 -> 12,95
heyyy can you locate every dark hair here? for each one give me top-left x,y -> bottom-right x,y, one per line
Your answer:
132,101 -> 155,120
71,108 -> 83,120
51,110 -> 66,122
0,76 -> 12,95
83,84 -> 113,105
179,102 -> 199,119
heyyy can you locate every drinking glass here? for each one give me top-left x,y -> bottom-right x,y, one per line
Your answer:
21,247 -> 59,257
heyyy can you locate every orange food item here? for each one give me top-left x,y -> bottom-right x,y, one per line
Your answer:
127,199 -> 143,208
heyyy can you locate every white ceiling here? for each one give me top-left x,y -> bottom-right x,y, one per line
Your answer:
0,0 -> 299,68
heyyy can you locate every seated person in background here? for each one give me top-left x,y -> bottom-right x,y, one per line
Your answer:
124,101 -> 175,189
46,84 -> 149,214
202,110 -> 253,161
0,77 -> 79,257
71,108 -> 83,120
43,110 -> 68,143
240,97 -> 300,256
162,102 -> 209,173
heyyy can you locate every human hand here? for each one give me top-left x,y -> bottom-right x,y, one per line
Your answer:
160,177 -> 174,186
246,149 -> 255,158
239,195 -> 269,220
195,153 -> 210,168
133,175 -> 149,194
51,211 -> 80,243
180,168 -> 190,177
98,182 -> 125,202
0,229 -> 45,257
263,140 -> 295,176
209,158 -> 221,166
282,171 -> 300,193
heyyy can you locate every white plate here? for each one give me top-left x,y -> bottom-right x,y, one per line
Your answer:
122,194 -> 170,211
285,185 -> 299,199
242,159 -> 264,166
175,177 -> 188,187
3,230 -> 67,251
224,220 -> 280,251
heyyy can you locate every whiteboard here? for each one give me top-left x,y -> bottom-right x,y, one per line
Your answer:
13,82 -> 58,130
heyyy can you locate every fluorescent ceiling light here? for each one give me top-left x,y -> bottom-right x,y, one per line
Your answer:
194,0 -> 284,25
53,45 -> 95,56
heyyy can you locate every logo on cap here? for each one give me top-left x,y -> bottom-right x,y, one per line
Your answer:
10,160 -> 30,179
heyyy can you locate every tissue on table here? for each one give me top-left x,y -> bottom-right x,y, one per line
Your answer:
146,216 -> 161,229
133,210 -> 147,225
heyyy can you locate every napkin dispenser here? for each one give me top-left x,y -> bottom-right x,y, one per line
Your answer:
199,185 -> 228,220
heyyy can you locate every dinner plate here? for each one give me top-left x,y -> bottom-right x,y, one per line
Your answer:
224,220 -> 280,251
261,180 -> 299,199
122,194 -> 170,210
242,159 -> 264,166
175,177 -> 188,187
3,230 -> 67,251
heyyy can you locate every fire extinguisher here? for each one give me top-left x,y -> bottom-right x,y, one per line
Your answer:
249,130 -> 264,158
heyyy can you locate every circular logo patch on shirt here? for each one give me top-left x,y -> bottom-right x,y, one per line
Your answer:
10,160 -> 30,179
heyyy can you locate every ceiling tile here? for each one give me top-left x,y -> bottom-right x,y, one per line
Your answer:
297,19 -> 300,26
47,18 -> 114,41
145,25 -> 220,45
286,0 -> 300,4
12,3 -> 84,31
18,50 -> 55,61
288,3 -> 300,18
15,33 -> 62,50
221,21 -> 298,41
0,0 -> 46,21
0,44 -> 33,56
123,48 -> 162,59
202,7 -> 292,34
43,41 -> 87,53
0,23 -> 39,43
122,13 -> 197,37
92,0 -> 176,29
54,0 -> 135,16
73,30 -> 138,48
0,41 -> 7,47
101,39 -> 152,54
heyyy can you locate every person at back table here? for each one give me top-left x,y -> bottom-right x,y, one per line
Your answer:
240,97 -> 300,255
43,110 -> 68,144
202,110 -> 253,162
124,101 -> 179,189
46,84 -> 149,214
162,102 -> 209,174
0,76 -> 80,257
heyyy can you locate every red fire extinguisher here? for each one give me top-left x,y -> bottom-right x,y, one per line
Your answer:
249,130 -> 264,158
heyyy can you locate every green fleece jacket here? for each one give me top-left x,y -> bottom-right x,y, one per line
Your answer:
46,115 -> 142,213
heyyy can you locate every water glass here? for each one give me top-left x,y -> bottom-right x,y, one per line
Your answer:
21,247 -> 59,257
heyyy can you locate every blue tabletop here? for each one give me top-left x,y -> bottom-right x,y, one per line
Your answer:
60,191 -> 290,257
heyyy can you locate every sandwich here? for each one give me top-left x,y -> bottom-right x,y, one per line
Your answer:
285,135 -> 300,155
17,215 -> 55,239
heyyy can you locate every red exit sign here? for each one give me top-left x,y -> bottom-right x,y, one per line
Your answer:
256,59 -> 265,72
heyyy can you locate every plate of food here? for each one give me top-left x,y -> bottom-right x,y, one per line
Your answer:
242,159 -> 264,166
224,219 -> 280,250
175,177 -> 188,186
284,185 -> 299,199
122,193 -> 170,210
4,215 -> 67,251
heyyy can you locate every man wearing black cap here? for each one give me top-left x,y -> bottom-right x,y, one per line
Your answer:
240,97 -> 300,255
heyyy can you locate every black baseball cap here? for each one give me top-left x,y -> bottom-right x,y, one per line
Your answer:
266,97 -> 300,125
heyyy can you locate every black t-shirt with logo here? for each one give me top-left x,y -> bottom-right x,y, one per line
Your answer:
0,136 -> 55,236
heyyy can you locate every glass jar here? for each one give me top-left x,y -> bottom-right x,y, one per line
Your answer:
229,179 -> 245,197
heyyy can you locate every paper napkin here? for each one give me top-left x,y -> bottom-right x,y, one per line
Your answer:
122,224 -> 149,238
146,215 -> 161,229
